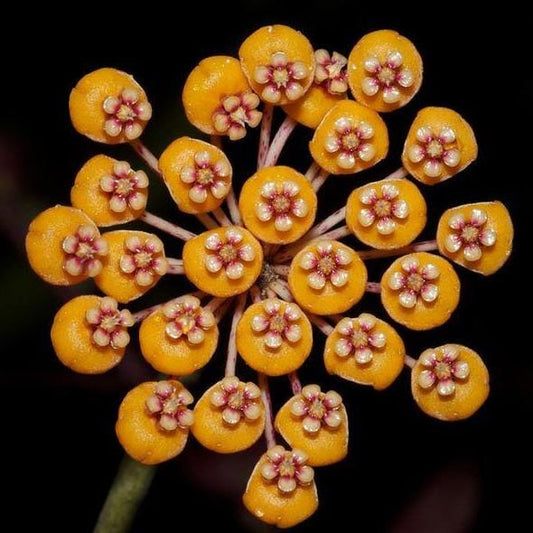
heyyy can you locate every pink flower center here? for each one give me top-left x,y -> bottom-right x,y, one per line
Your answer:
308,398 -> 327,419
317,254 -> 336,276
86,297 -> 133,349
434,361 -> 452,380
116,104 -> 136,122
406,272 -> 425,292
407,126 -> 461,178
255,181 -> 309,232
100,161 -> 149,213
145,381 -> 194,431
227,391 -> 245,410
299,241 -> 353,291
358,184 -> 409,236
417,345 -> 470,397
100,314 -> 121,331
251,300 -> 303,350
102,88 -> 152,140
204,229 -> 255,280
180,151 -> 231,204
314,49 -> 348,95
269,315 -> 286,333
374,198 -> 391,217
325,117 -> 376,170
426,139 -> 444,158
278,458 -> 296,478
135,251 -> 152,268
62,225 -> 108,278
352,329 -> 368,348
290,385 -> 343,433
119,236 -> 168,287
387,257 -> 440,308
197,168 -> 214,186
272,195 -> 291,213
260,446 -> 314,493
219,244 -> 237,263
461,225 -> 479,243
377,66 -> 396,85
444,209 -> 497,262
212,92 -> 262,141
334,314 -> 387,364
362,51 -> 414,104
253,51 -> 308,103
115,179 -> 134,196
210,377 -> 262,425
273,68 -> 290,86
163,296 -> 214,344
341,131 -> 360,151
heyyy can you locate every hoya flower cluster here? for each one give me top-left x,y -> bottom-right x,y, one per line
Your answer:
26,25 -> 512,528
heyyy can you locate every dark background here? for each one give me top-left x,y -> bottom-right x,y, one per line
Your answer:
2,2 -> 529,531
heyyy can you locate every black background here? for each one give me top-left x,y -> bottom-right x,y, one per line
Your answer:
1,2 -> 529,531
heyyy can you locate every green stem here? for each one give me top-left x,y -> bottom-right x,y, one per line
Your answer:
94,455 -> 156,533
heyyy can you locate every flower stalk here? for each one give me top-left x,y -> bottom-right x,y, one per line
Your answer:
141,212 -> 196,241
311,170 -> 329,192
212,207 -> 233,226
195,212 -> 219,230
166,258 -> 184,274
269,279 -> 293,301
404,355 -> 417,368
258,104 -> 274,168
226,187 -> 243,225
94,455 -> 156,533
225,292 -> 247,377
357,239 -> 438,260
130,139 -> 160,175
306,206 -> 347,241
289,371 -> 302,395
305,162 -> 321,181
263,116 -> 297,167
258,372 -> 277,449
366,281 -> 381,293
214,297 -> 234,323
307,314 -> 334,336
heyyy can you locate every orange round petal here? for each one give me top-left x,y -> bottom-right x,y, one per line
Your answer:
158,137 -> 232,214
437,201 -> 513,276
275,392 -> 348,466
51,295 -> 126,374
69,68 -> 151,144
239,25 -> 315,106
380,252 -> 460,330
239,166 -> 317,244
402,107 -> 477,185
346,178 -> 427,249
236,299 -> 313,376
191,380 -> 265,453
94,230 -> 166,303
348,29 -> 423,112
26,205 -> 103,286
288,240 -> 367,315
324,314 -> 405,390
116,381 -> 191,465
309,100 -> 389,175
139,308 -> 218,376
243,451 -> 318,528
182,227 -> 263,297
71,155 -> 148,226
411,344 -> 489,421
283,84 -> 346,129
182,56 -> 261,139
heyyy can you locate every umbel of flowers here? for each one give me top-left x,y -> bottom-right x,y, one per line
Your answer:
26,25 -> 513,529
